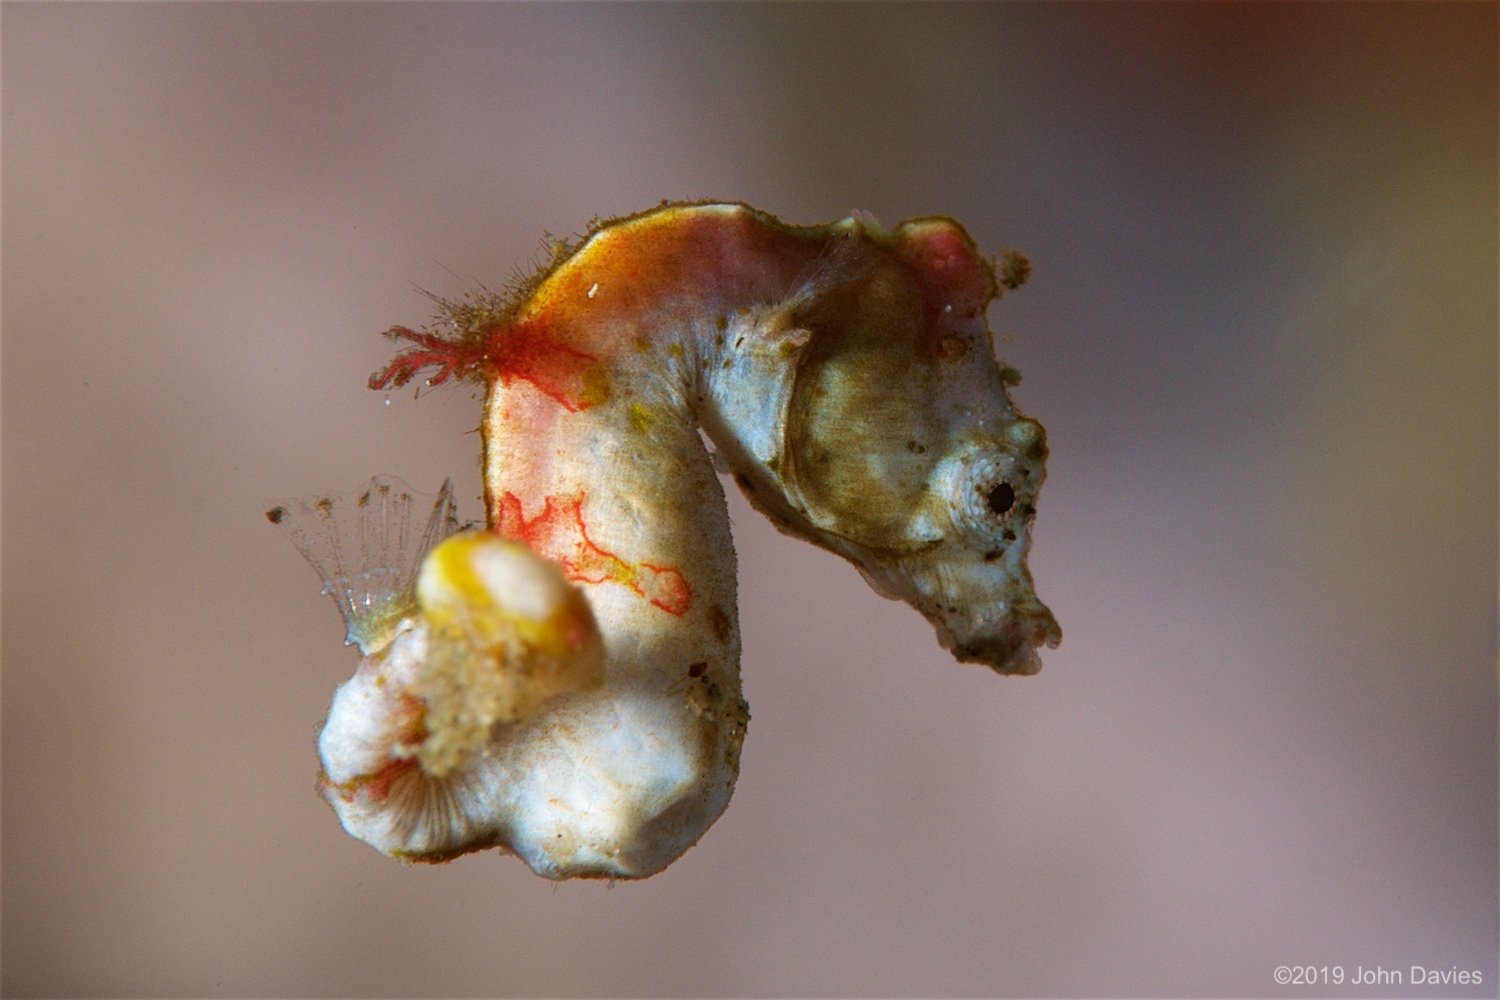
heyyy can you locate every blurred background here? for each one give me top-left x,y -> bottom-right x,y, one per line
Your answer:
4,4 -> 1495,996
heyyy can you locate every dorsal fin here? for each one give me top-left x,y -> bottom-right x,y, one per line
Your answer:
267,476 -> 463,652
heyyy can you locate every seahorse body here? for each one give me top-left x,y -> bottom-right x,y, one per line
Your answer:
279,203 -> 1059,879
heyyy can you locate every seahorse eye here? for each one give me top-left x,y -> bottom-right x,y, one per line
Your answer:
985,481 -> 1015,516
947,452 -> 1027,546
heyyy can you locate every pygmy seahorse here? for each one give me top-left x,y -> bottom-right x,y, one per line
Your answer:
270,202 -> 1060,880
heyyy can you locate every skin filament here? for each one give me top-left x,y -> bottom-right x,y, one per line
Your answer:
274,202 -> 1060,880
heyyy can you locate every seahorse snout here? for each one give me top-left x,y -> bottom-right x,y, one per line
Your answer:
945,601 -> 1061,676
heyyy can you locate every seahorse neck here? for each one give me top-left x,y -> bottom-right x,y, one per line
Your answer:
477,205 -> 836,622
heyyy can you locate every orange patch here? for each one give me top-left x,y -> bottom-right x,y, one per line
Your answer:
497,491 -> 692,616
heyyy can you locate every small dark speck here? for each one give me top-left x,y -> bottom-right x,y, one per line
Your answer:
984,550 -> 1003,562
688,661 -> 707,678
265,507 -> 285,524
906,440 -> 927,454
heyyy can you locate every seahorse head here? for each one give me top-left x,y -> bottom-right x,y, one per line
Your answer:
728,215 -> 1061,675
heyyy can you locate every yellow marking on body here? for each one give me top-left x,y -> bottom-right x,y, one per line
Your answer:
413,534 -> 604,776
580,366 -> 611,408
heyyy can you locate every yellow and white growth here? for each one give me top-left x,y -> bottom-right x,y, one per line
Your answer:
272,202 -> 1060,879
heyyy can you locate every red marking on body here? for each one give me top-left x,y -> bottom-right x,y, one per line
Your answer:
370,316 -> 608,412
498,491 -> 692,616
485,317 -> 609,412
318,689 -> 426,804
321,756 -> 417,805
894,223 -> 997,360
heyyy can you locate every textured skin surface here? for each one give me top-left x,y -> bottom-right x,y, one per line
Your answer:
289,202 -> 1058,879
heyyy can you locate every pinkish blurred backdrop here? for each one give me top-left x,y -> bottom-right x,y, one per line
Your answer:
4,3 -> 1495,997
